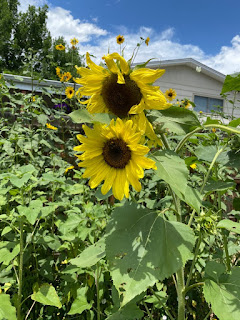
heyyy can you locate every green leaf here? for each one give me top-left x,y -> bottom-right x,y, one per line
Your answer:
195,145 -> 229,165
106,203 -> 195,305
70,237 -> 105,268
203,261 -> 240,320
229,118 -> 240,127
217,220 -> 240,234
221,73 -> 240,94
37,114 -> 49,126
177,186 -> 202,213
0,242 -> 20,264
17,200 -> 43,224
69,109 -> 113,124
153,150 -> 189,195
31,283 -> 62,308
10,172 -> 32,188
106,302 -> 144,320
68,287 -> 92,315
203,117 -> 222,125
204,180 -> 236,193
0,294 -> 17,320
151,106 -> 200,134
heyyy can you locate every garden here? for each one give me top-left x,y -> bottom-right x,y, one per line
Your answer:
0,34 -> 240,320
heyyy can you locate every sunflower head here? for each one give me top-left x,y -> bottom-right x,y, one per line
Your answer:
60,72 -> 72,82
116,35 -> 125,44
74,118 -> 156,200
165,88 -> 177,101
55,44 -> 65,51
74,52 -> 168,120
56,66 -> 61,77
65,86 -> 75,99
145,37 -> 150,46
70,37 -> 79,46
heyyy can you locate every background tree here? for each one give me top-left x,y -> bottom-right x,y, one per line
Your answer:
0,0 -> 19,71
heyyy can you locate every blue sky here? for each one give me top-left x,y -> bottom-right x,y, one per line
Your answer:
19,0 -> 240,74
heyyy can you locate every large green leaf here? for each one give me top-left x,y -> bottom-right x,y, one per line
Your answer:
69,237 -> 106,268
153,150 -> 189,194
152,151 -> 202,211
106,203 -> 195,305
0,294 -> 17,320
31,283 -> 62,308
151,106 -> 200,134
221,73 -> 240,94
217,220 -> 240,235
69,109 -> 113,124
68,287 -> 92,315
203,261 -> 240,320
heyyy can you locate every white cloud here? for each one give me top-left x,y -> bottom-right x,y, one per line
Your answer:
47,7 -> 108,43
18,1 -> 240,75
203,35 -> 240,74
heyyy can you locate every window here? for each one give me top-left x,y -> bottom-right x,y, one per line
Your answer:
194,95 -> 223,113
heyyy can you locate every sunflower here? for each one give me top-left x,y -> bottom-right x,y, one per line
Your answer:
74,118 -> 156,200
46,123 -> 57,130
75,52 -> 168,118
70,37 -> 79,46
65,86 -> 75,99
145,37 -> 150,46
116,35 -> 125,44
165,88 -> 177,101
55,44 -> 65,51
56,66 -> 61,77
60,72 -> 72,82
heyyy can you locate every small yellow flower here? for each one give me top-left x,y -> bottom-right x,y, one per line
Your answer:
116,35 -> 125,44
65,86 -> 75,99
145,37 -> 150,46
65,165 -> 74,173
212,128 -> 216,133
165,88 -> 177,101
60,72 -> 72,82
199,111 -> 203,114
56,66 -> 61,77
190,163 -> 197,170
56,44 -> 65,51
46,123 -> 57,130
31,96 -> 36,102
70,37 -> 79,46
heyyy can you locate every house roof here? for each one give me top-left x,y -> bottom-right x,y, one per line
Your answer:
136,58 -> 226,83
2,57 -> 226,92
2,73 -> 80,93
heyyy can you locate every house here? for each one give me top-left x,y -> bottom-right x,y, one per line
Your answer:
2,58 -> 240,119
145,58 -> 240,119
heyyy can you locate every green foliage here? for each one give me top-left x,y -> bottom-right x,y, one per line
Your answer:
0,293 -> 17,320
106,203 -> 195,305
203,262 -> 240,320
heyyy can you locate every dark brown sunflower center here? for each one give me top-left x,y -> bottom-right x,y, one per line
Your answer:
102,138 -> 131,168
168,92 -> 173,97
101,73 -> 142,118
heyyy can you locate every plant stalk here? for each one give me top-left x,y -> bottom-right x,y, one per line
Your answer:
17,217 -> 24,320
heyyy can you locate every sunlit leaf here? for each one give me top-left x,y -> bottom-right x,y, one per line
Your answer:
106,203 -> 195,305
31,283 -> 62,308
